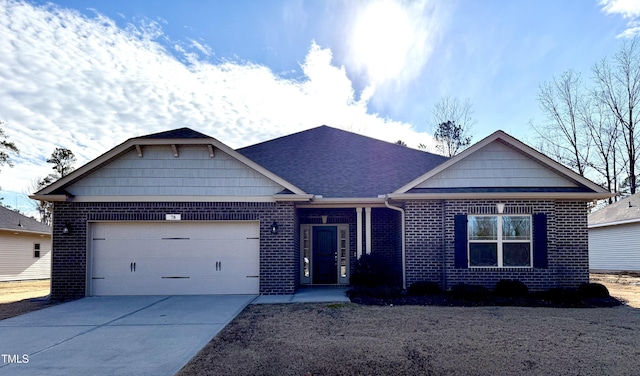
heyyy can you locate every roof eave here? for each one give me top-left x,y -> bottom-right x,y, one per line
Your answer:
29,194 -> 68,202
0,228 -> 52,236
294,197 -> 388,208
272,194 -> 314,202
589,218 -> 640,228
387,192 -> 614,200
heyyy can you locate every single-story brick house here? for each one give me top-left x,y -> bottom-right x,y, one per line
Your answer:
31,126 -> 612,300
0,205 -> 52,281
588,193 -> 640,272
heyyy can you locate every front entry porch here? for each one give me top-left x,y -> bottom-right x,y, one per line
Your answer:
297,207 -> 402,287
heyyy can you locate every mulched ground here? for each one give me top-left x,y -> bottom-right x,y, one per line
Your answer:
349,292 -> 623,308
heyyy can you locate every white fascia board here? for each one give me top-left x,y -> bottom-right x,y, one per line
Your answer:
387,191 -> 614,200
393,130 -> 611,195
588,218 -> 640,229
66,195 -> 280,203
35,136 -> 307,197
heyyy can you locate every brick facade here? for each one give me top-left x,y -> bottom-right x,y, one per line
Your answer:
51,198 -> 589,299
405,199 -> 589,291
51,201 -> 297,300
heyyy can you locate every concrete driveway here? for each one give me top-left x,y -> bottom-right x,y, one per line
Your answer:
0,295 -> 255,376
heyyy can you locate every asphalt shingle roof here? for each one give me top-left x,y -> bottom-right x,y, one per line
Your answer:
238,125 -> 448,198
589,192 -> 640,226
0,206 -> 51,234
138,127 -> 212,139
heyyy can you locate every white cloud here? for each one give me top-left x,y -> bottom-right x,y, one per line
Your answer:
0,0 -> 438,198
600,0 -> 640,37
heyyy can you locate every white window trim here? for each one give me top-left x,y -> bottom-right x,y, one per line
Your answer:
468,214 -> 532,268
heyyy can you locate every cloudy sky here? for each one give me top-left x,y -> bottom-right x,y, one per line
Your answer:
0,0 -> 638,214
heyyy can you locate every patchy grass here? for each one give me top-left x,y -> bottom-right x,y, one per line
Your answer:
0,279 -> 50,304
0,280 -> 56,320
591,273 -> 640,308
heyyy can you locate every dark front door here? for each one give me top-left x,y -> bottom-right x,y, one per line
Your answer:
313,226 -> 337,284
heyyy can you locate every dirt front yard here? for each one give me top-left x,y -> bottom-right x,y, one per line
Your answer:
178,303 -> 640,376
179,275 -> 640,376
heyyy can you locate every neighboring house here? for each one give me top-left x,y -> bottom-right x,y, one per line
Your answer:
589,193 -> 640,272
31,126 -> 612,300
0,205 -> 52,282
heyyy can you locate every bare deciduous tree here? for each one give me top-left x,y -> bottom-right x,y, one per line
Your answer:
593,38 -> 640,194
533,70 -> 590,176
581,97 -> 622,203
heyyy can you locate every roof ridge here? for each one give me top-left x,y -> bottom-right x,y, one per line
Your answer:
137,127 -> 212,140
239,125 -> 442,157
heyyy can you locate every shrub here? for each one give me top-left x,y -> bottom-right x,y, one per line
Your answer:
350,253 -> 397,288
495,279 -> 529,297
451,284 -> 489,300
578,283 -> 610,298
408,281 -> 442,296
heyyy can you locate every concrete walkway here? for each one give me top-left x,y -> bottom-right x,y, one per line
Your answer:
0,295 -> 255,376
252,287 -> 350,304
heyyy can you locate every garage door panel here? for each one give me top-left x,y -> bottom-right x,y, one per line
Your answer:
215,258 -> 259,276
90,222 -> 260,296
92,258 -> 133,278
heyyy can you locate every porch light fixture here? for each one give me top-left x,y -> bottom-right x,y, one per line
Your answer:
496,203 -> 505,214
270,221 -> 278,235
62,223 -> 71,235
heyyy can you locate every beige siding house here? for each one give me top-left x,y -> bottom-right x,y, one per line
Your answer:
0,206 -> 52,281
589,193 -> 640,272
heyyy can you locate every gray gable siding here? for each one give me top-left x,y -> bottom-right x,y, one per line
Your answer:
67,145 -> 285,196
417,140 -> 578,189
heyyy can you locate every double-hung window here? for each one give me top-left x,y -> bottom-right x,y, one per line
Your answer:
468,215 -> 532,267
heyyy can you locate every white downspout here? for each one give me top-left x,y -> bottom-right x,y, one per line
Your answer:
356,207 -> 363,259
385,197 -> 406,290
365,207 -> 372,254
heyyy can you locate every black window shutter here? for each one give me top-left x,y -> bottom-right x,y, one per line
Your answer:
454,214 -> 468,268
533,213 -> 548,268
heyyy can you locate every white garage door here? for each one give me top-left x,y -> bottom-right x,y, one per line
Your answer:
90,222 -> 259,296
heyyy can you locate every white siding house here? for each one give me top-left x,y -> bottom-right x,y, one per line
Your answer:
589,193 -> 640,272
0,206 -> 52,281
